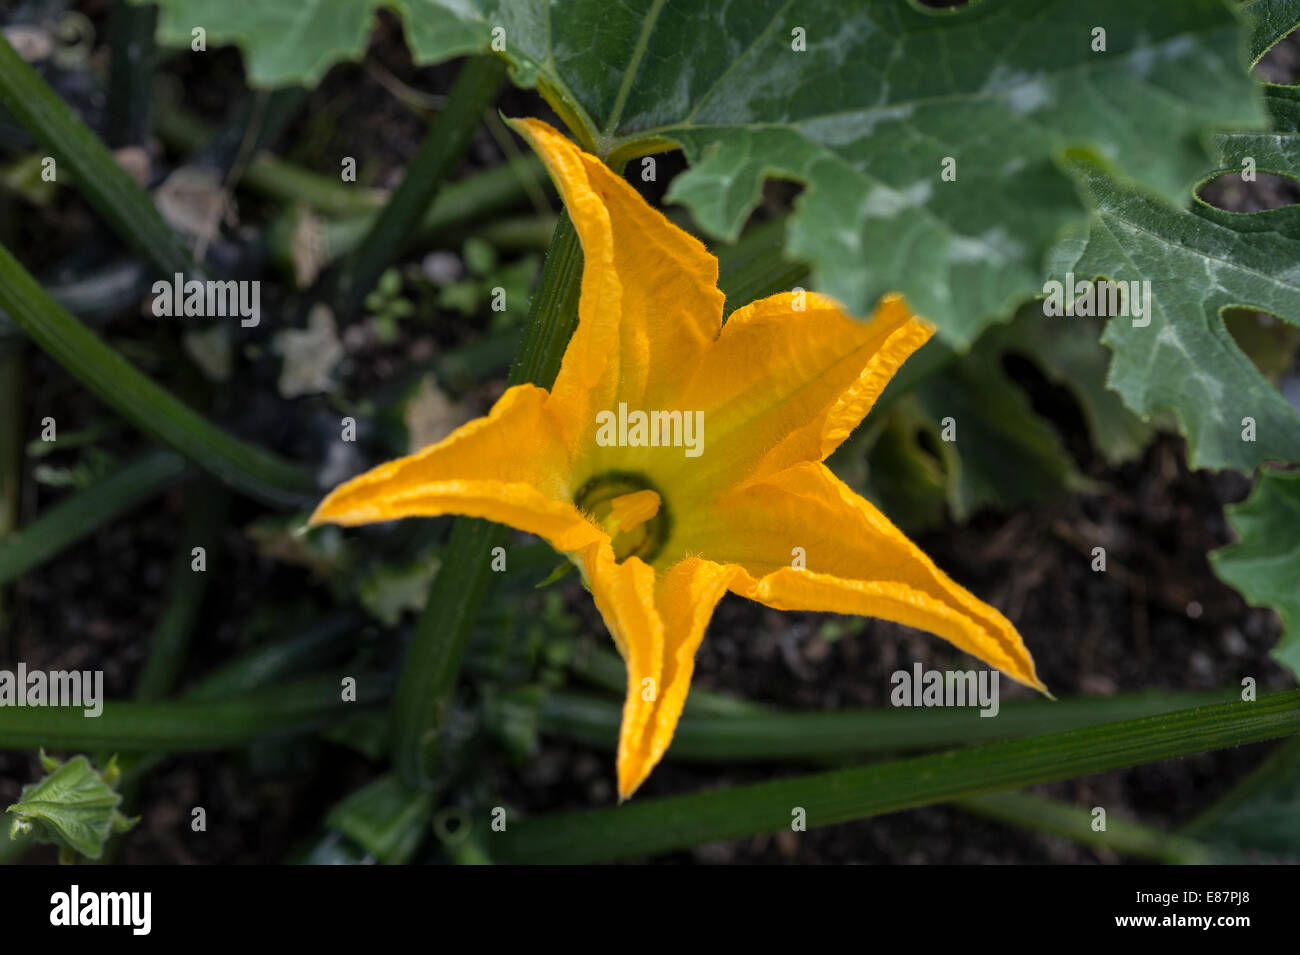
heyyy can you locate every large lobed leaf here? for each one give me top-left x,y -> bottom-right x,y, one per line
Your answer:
1244,0 -> 1300,64
1046,161 -> 1300,472
1044,0 -> 1300,475
137,0 -> 1260,343
1210,467 -> 1300,676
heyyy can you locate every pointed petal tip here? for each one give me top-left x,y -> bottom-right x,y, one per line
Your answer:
1011,666 -> 1051,699
616,760 -> 649,802
305,490 -> 342,528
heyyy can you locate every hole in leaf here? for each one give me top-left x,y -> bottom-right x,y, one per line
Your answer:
1198,171 -> 1300,213
1222,307 -> 1300,385
1255,27 -> 1300,84
914,425 -> 944,464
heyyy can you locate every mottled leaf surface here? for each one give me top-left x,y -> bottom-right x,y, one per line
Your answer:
1046,162 -> 1300,470
138,0 -> 1259,342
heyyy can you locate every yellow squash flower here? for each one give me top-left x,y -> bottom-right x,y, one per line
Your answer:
311,118 -> 1045,798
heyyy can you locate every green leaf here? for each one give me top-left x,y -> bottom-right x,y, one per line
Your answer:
138,0 -> 1259,343
1047,161 -> 1300,470
1210,467 -> 1300,676
496,691 -> 1300,863
909,343 -> 1086,519
851,405 -> 950,532
7,752 -> 136,860
1244,0 -> 1300,64
842,317 -> 1099,531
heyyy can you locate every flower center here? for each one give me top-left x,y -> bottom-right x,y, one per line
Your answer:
574,472 -> 671,563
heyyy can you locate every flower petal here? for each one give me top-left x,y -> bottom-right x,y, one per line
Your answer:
628,557 -> 738,797
682,462 -> 1045,692
678,291 -> 932,489
509,118 -> 725,425
576,541 -> 662,795
579,543 -> 737,798
310,384 -> 603,553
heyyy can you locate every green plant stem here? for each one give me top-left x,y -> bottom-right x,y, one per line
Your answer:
98,486 -> 224,862
343,55 -> 506,313
0,31 -> 196,278
325,212 -> 557,262
394,518 -> 506,786
0,449 -> 186,585
106,1 -> 157,147
955,791 -> 1216,865
505,213 -> 583,389
276,189 -> 551,275
160,91 -> 536,224
0,242 -> 318,506
494,691 -> 1300,863
0,674 -> 387,752
155,100 -> 385,214
393,213 -> 582,788
197,88 -> 307,178
133,482 -> 227,701
539,687 -> 1242,761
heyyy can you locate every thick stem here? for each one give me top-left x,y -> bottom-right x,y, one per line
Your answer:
106,1 -> 157,148
342,55 -> 506,315
393,212 -> 582,788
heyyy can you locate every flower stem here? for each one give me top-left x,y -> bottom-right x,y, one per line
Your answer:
393,212 -> 582,788
342,54 -> 507,315
106,0 -> 157,148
